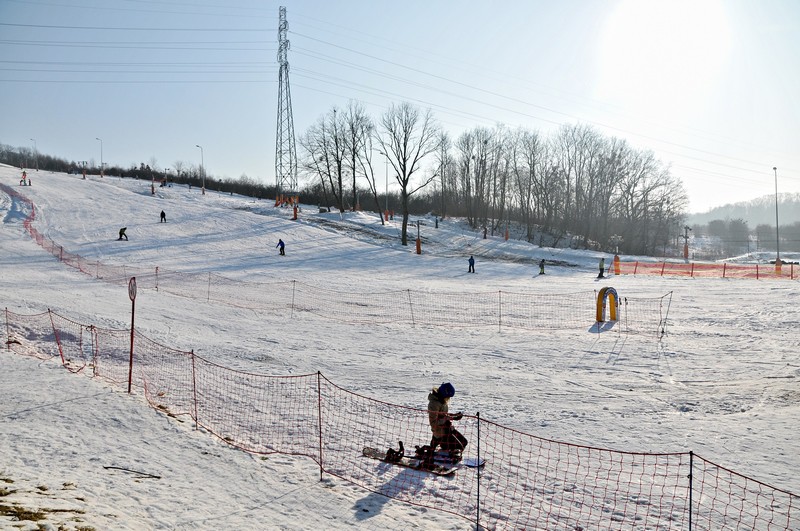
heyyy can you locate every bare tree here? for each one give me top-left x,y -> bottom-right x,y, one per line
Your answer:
435,132 -> 452,218
343,101 -> 373,211
377,102 -> 440,245
172,160 -> 185,179
298,107 -> 348,212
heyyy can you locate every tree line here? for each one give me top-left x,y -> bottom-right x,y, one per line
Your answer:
297,101 -> 688,254
692,217 -> 800,259
0,142 -> 278,201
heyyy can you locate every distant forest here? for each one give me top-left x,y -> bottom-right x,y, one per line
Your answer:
687,194 -> 800,258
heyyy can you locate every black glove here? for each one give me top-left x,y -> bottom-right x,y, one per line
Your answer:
451,412 -> 463,421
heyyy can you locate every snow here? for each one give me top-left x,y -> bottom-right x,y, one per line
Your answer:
1,165 -> 798,530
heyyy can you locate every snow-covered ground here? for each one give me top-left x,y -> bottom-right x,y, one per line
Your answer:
1,165 -> 798,530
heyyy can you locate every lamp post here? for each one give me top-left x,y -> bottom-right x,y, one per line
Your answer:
196,144 -> 205,195
773,166 -> 780,265
95,137 -> 103,177
30,138 -> 38,171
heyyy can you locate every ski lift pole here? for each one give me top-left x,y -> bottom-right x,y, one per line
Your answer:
127,277 -> 137,393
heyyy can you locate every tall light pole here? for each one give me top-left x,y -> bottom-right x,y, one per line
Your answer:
773,166 -> 780,264
95,137 -> 103,177
195,145 -> 205,195
30,138 -> 38,171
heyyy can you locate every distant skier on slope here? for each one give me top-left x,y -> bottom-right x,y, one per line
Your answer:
424,382 -> 467,468
160,210 -> 166,223
598,257 -> 605,279
468,255 -> 475,273
118,227 -> 128,241
276,238 -> 285,255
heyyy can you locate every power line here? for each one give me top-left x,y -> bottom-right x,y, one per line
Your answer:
0,22 -> 271,32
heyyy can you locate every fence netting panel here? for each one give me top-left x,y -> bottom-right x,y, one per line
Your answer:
93,327 -> 137,386
617,260 -> 796,281
292,281 -> 407,324
48,310 -> 95,373
693,454 -> 799,530
134,332 -> 196,418
476,419 -> 690,529
207,274 -> 292,311
620,293 -> 672,336
499,290 -> 595,330
192,357 -> 319,458
4,310 -> 58,361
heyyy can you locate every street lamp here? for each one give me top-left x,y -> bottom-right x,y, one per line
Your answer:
773,166 -> 780,264
196,144 -> 205,195
30,138 -> 38,171
95,137 -> 103,177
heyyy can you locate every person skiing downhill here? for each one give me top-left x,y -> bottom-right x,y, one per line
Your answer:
160,210 -> 166,223
468,255 -> 475,273
424,382 -> 467,467
118,227 -> 128,241
276,238 -> 285,255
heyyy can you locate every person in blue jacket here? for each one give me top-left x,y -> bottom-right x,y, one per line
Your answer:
468,255 -> 475,273
276,238 -> 285,255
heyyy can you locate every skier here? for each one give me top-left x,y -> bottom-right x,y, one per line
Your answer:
118,227 -> 128,241
160,210 -> 166,223
424,382 -> 467,467
598,257 -> 605,279
539,259 -> 545,275
20,170 -> 27,186
276,238 -> 285,256
468,255 -> 475,273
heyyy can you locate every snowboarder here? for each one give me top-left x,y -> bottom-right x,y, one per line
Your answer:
598,257 -> 605,279
160,210 -> 166,223
118,227 -> 128,241
424,382 -> 467,467
276,238 -> 285,255
539,259 -> 545,275
468,255 -> 475,273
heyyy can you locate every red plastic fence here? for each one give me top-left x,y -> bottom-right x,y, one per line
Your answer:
3,307 -> 798,529
617,260 -> 797,280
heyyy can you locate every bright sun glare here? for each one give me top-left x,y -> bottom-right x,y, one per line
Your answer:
596,0 -> 731,121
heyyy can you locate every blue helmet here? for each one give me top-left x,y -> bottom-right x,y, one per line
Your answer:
438,382 -> 455,398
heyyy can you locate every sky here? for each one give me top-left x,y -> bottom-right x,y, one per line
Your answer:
1,165 -> 799,528
1,0 -> 799,214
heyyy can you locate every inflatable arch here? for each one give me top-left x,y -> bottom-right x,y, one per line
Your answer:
596,287 -> 619,322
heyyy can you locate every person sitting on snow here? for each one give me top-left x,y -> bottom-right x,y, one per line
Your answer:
424,382 -> 467,467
